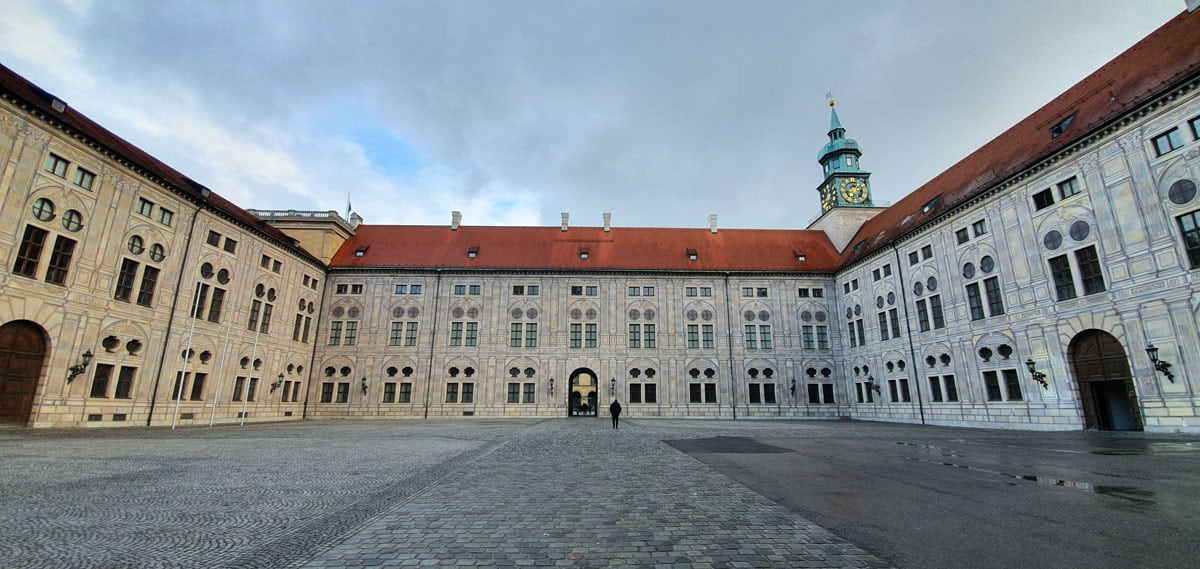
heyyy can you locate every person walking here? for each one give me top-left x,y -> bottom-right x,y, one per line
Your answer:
610,399 -> 622,429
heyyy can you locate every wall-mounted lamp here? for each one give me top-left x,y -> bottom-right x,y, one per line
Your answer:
1023,359 -> 1049,389
361,376 -> 369,394
1145,343 -> 1176,383
865,375 -> 881,395
790,378 -> 797,398
548,377 -> 555,396
66,349 -> 93,383
609,377 -> 616,396
271,373 -> 284,393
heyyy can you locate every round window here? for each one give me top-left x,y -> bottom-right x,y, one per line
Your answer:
62,209 -> 83,232
32,198 -> 55,221
127,235 -> 145,255
149,244 -> 165,262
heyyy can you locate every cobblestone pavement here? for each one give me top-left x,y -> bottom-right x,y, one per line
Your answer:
0,419 -> 891,569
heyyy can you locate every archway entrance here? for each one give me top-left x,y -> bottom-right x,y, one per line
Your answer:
567,368 -> 598,417
1069,330 -> 1142,431
0,321 -> 49,425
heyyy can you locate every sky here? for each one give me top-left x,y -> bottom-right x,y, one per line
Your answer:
0,0 -> 1186,230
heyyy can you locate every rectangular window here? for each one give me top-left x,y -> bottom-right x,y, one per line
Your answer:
686,286 -> 698,297
749,384 -> 761,404
585,286 -> 597,296
391,322 -> 405,346
756,287 -> 768,297
856,320 -> 865,347
687,324 -> 699,349
223,238 -> 237,254
44,153 -> 69,177
983,371 -> 1003,401
1153,128 -> 1184,156
966,283 -> 985,320
921,245 -> 933,260
972,219 -> 988,237
508,383 -> 520,403
189,373 -> 207,401
234,377 -> 247,402
630,384 -> 642,404
570,323 -> 582,348
873,268 -> 881,281
191,283 -> 210,318
1003,369 -> 1023,401
1178,210 -> 1200,268
928,376 -> 943,402
882,264 -> 892,277
763,384 -> 776,404
878,312 -> 889,341
272,260 -> 281,273
527,285 -> 539,295
955,228 -> 969,244
700,287 -> 712,297
465,322 -> 478,346
248,300 -> 262,331
259,303 -> 273,334
584,323 -> 597,348
983,277 -> 1004,316
293,315 -> 304,341
848,323 -> 857,348
899,378 -> 911,402
807,383 -> 821,404
644,324 -> 656,348
1056,177 -> 1081,199
396,284 -> 408,294
319,382 -> 333,403
1049,254 -> 1076,301
929,295 -> 945,329
136,266 -> 159,307
571,286 -> 583,296
643,286 -> 654,296
742,287 -> 754,297
247,377 -> 259,402
399,383 -> 412,403
802,326 -> 815,349
328,320 -> 343,345
797,288 -> 811,298
511,323 -> 523,347
115,366 -> 136,399
888,380 -> 899,403
888,308 -> 900,339
523,383 -> 535,403
350,284 -> 363,294
207,288 -> 225,323
908,251 -> 920,265
744,325 -> 757,349
644,383 -> 657,403
303,317 -> 313,343
450,322 -> 463,346
13,225 -> 48,277
943,375 -> 958,402
343,321 -> 357,346
336,284 -> 349,295
705,383 -> 717,402
207,231 -> 222,246
856,383 -> 864,403
469,285 -> 481,295
260,254 -> 271,269
137,197 -> 154,217
73,167 -> 95,190
628,324 -> 641,348
690,383 -> 703,403
822,383 -> 834,403
383,382 -> 396,403
702,324 -> 715,349
1076,246 -> 1106,295
1032,188 -> 1055,210
461,383 -> 474,403
1192,115 -> 1200,139
816,326 -> 829,350
405,322 -> 418,346
916,299 -> 930,332
628,286 -> 640,296
42,235 -> 75,285
90,364 -> 114,398
410,284 -> 422,294
335,382 -> 348,403
512,285 -> 525,295
759,325 -> 773,349
157,208 -> 173,226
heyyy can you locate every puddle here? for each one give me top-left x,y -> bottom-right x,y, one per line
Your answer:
665,436 -> 793,454
902,455 -> 1156,505
1089,442 -> 1199,456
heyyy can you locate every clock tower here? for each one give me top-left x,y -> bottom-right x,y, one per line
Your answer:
816,101 -> 873,212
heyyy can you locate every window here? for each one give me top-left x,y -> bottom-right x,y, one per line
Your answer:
700,287 -> 712,297
455,284 -> 467,295
526,323 -> 538,347
955,228 -> 969,244
336,284 -> 349,294
44,153 -> 69,177
524,383 -> 535,403
571,286 -> 583,296
450,322 -> 463,346
396,284 -> 408,294
686,287 -> 698,297
757,287 -> 768,297
1076,246 -> 1106,295
1153,128 -> 1184,156
512,285 -> 524,295
689,382 -> 718,403
1179,210 -> 1200,268
136,267 -> 159,307
983,369 -> 1023,401
584,323 -> 597,348
508,382 -> 520,403
343,321 -> 357,345
511,323 -> 523,348
1057,176 -> 1081,199
570,323 -> 582,348
465,322 -> 478,346
972,219 -> 988,237
13,225 -> 48,277
928,375 -> 958,402
929,295 -> 945,329
468,284 -> 481,295
921,245 -> 932,260
157,208 -> 174,226
383,382 -> 396,403
90,364 -> 113,398
137,198 -> 154,217
260,255 -> 271,269
744,325 -> 757,349
411,284 -> 422,294
114,259 -> 139,301
462,383 -> 474,403
43,236 -> 76,285
628,324 -> 641,348
628,286 -> 640,296
189,373 -> 207,401
908,251 -> 919,265
877,312 -> 889,341
983,277 -> 1005,316
1032,188 -> 1055,210
335,382 -> 348,403
1049,254 -> 1076,300
328,320 -> 343,345
406,322 -> 419,346
115,366 -> 136,399
742,287 -> 753,297
351,284 -> 363,294
32,198 -> 55,221
399,383 -> 412,403
687,324 -> 699,349
73,167 -> 95,190
319,382 -> 333,403
446,383 -> 461,403
966,283 -> 985,321
586,286 -> 597,296
527,285 -> 539,295
1192,116 -> 1200,139
223,238 -> 237,254
915,300 -> 930,332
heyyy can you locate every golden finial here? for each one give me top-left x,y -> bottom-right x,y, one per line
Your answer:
826,92 -> 835,107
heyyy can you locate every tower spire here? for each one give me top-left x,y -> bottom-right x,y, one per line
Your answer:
816,101 -> 872,212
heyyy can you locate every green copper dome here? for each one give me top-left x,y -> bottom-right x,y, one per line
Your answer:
817,107 -> 862,163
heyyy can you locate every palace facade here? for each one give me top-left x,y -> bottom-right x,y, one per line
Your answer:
3,9 -> 1200,432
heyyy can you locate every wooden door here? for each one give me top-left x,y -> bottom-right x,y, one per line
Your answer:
0,321 -> 48,424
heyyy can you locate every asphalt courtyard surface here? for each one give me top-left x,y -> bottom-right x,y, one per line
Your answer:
0,419 -> 1196,569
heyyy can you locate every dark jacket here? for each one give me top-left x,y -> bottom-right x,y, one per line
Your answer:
610,401 -> 622,416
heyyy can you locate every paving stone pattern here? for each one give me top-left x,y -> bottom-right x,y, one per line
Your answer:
0,420 -> 891,568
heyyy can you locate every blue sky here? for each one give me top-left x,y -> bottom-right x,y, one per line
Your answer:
0,0 -> 1185,229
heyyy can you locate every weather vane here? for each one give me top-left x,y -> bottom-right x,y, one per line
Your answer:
826,92 -> 835,108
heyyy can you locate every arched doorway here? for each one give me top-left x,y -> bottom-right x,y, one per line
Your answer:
0,321 -> 49,425
567,368 -> 598,417
1069,330 -> 1142,431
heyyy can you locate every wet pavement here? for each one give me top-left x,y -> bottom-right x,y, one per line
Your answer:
0,419 -> 1196,568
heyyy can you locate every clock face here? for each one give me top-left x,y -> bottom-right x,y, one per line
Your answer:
821,183 -> 836,212
839,177 -> 868,204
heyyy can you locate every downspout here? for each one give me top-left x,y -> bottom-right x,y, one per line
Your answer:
892,244 -> 926,425
146,206 -> 202,427
423,270 -> 443,419
723,273 -> 737,419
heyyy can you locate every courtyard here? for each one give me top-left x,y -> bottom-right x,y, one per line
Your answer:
0,419 -> 1196,568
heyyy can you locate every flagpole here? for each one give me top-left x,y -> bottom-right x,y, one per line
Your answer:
241,322 -> 262,426
209,302 -> 235,427
172,283 -> 203,429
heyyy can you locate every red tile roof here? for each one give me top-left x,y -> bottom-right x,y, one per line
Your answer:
330,225 -> 841,272
840,8 -> 1200,266
0,62 -> 323,267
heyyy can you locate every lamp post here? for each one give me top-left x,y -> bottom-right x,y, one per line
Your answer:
790,378 -> 796,399
1024,358 -> 1049,389
1145,343 -> 1176,382
865,376 -> 881,396
609,377 -> 615,397
66,350 -> 93,382
361,376 -> 369,395
271,373 -> 284,393
548,377 -> 554,396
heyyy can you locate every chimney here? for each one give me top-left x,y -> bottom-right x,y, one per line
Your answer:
350,212 -> 363,230
603,212 -> 611,232
561,212 -> 569,232
709,214 -> 718,234
451,211 -> 461,230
